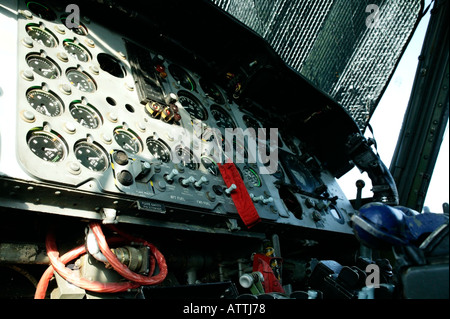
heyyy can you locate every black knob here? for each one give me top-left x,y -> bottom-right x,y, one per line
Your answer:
118,170 -> 133,186
114,151 -> 129,165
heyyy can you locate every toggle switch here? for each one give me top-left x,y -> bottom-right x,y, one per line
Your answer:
181,176 -> 196,187
194,176 -> 208,189
165,169 -> 179,183
224,184 -> 237,195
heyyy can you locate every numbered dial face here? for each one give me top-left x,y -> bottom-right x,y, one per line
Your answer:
178,91 -> 207,121
26,88 -> 64,117
69,102 -> 102,129
26,54 -> 61,79
200,79 -> 225,104
63,40 -> 91,62
176,147 -> 199,170
147,138 -> 172,163
74,141 -> 109,172
113,128 -> 142,154
26,25 -> 58,48
27,130 -> 67,162
243,165 -> 261,187
169,64 -> 196,91
210,105 -> 236,129
66,69 -> 97,93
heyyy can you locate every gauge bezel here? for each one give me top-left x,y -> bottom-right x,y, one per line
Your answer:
69,101 -> 103,129
113,126 -> 143,155
177,90 -> 208,121
26,87 -> 65,117
169,64 -> 196,91
146,137 -> 172,163
62,39 -> 92,62
175,146 -> 200,170
73,140 -> 110,172
26,53 -> 62,79
66,68 -> 97,93
26,128 -> 68,162
242,165 -> 262,187
25,24 -> 59,48
210,104 -> 237,129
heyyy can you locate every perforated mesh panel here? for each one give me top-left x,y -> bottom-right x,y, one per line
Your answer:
211,0 -> 423,130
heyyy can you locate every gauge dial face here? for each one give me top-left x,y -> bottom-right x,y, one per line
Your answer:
26,54 -> 61,79
26,2 -> 57,21
200,78 -> 225,104
113,128 -> 142,154
210,105 -> 236,129
26,25 -> 58,48
169,65 -> 196,91
74,141 -> 109,172
26,88 -> 64,117
147,138 -> 172,163
201,156 -> 219,176
243,165 -> 261,187
69,102 -> 102,129
66,69 -> 97,93
63,40 -> 91,62
27,130 -> 67,162
176,147 -> 199,170
178,91 -> 207,121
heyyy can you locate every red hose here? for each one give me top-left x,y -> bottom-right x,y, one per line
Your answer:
35,222 -> 167,299
90,222 -> 168,286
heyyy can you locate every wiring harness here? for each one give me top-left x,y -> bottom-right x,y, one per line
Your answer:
35,222 -> 167,299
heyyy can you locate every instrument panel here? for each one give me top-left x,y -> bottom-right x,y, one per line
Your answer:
1,0 -> 356,236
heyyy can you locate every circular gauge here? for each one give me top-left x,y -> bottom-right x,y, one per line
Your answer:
26,54 -> 61,79
175,147 -> 199,170
69,101 -> 102,129
200,78 -> 225,104
285,158 -> 319,193
169,64 -> 196,91
97,53 -> 126,78
25,24 -> 58,48
26,2 -> 57,21
60,16 -> 89,36
201,156 -> 219,176
146,138 -> 172,163
113,127 -> 143,154
178,91 -> 207,121
243,165 -> 261,187
74,141 -> 109,172
210,105 -> 236,129
27,129 -> 67,162
26,88 -> 64,117
66,69 -> 97,93
63,39 -> 91,62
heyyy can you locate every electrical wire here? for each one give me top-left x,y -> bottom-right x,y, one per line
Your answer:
34,222 -> 167,299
